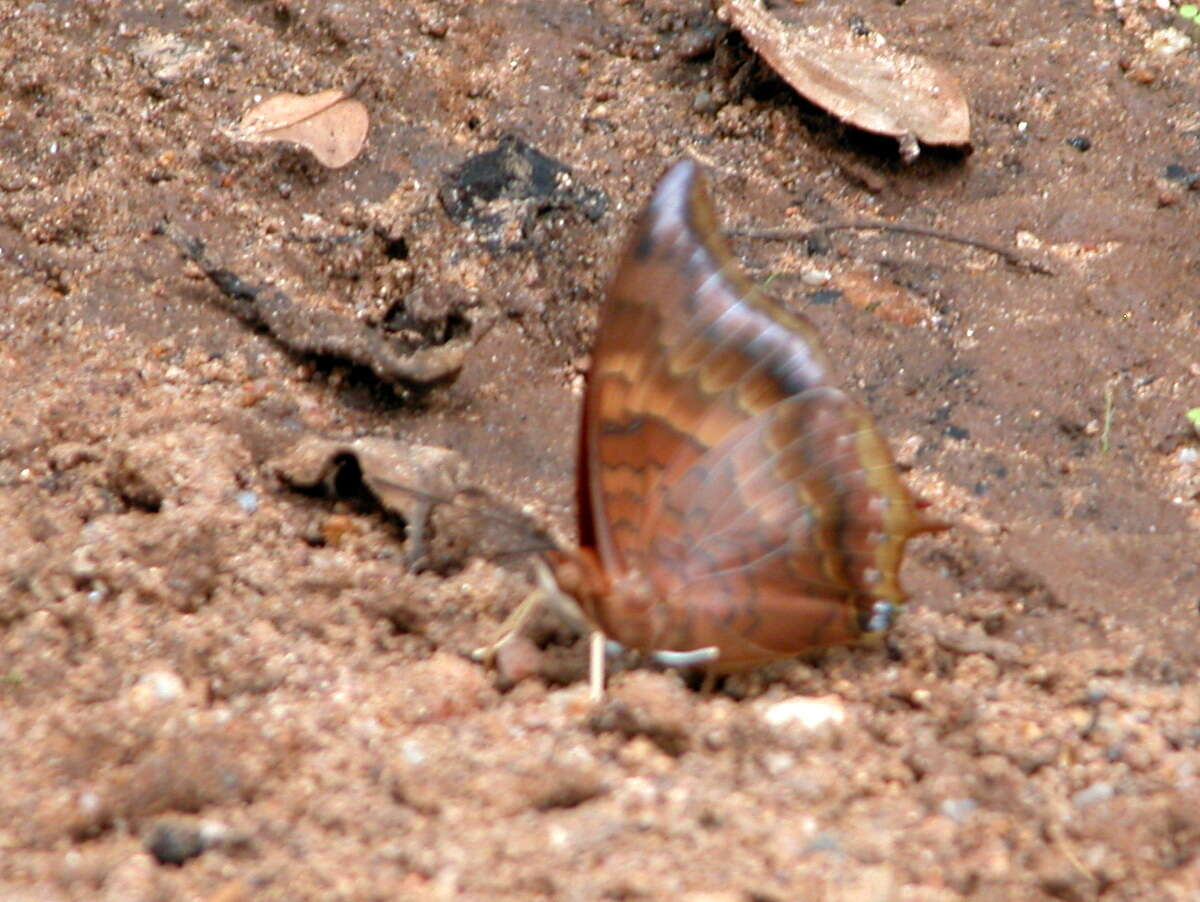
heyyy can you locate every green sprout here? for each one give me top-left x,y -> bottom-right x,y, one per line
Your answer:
1180,5 -> 1199,21
1187,407 -> 1200,436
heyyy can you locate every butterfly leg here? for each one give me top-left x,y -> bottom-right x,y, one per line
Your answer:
468,584 -> 547,665
588,631 -> 607,703
401,497 -> 435,573
470,558 -> 596,670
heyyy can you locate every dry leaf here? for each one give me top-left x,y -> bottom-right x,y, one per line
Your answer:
273,436 -> 553,573
833,269 -> 928,326
717,0 -> 970,161
229,86 -> 369,168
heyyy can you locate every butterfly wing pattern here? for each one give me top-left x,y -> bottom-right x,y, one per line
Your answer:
563,160 -> 939,672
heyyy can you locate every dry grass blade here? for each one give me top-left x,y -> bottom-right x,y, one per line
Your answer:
228,85 -> 369,168
717,0 -> 970,161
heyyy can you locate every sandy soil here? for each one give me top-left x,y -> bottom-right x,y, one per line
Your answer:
1,0 -> 1199,899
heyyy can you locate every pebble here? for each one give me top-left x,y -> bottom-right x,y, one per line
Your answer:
807,288 -> 842,306
893,434 -> 924,468
675,25 -> 719,61
321,513 -> 359,547
1072,782 -> 1115,808
144,820 -> 206,865
1146,27 -> 1192,56
417,9 -> 449,38
761,695 -> 847,731
1125,64 -> 1158,84
234,490 -> 258,513
939,798 -> 978,823
144,818 -> 242,866
804,831 -> 843,855
130,670 -> 185,706
1164,163 -> 1195,183
1157,187 -> 1183,207
692,90 -> 720,115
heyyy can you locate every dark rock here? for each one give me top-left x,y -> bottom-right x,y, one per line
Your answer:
144,820 -> 205,866
439,136 -> 608,252
807,289 -> 842,306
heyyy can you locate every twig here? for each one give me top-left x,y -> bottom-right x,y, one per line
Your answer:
1101,383 -> 1115,454
727,221 -> 1054,276
157,220 -> 468,386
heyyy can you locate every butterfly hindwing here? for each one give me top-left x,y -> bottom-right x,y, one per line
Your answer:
582,161 -> 935,668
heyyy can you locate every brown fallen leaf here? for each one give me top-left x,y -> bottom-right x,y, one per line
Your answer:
228,85 -> 369,168
716,0 -> 970,161
273,436 -> 553,573
833,269 -> 928,326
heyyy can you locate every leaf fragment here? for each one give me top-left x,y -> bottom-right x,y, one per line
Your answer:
717,0 -> 971,161
229,86 -> 369,168
273,436 -> 553,573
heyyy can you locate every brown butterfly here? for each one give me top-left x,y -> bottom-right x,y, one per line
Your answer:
477,160 -> 942,694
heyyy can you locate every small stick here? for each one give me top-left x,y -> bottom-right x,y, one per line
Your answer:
728,221 -> 1053,276
158,220 -> 467,385
1101,383 -> 1115,454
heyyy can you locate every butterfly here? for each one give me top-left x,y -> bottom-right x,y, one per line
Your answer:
476,160 -> 942,695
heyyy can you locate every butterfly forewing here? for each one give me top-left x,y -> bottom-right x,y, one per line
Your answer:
588,164 -> 828,572
581,160 -> 935,669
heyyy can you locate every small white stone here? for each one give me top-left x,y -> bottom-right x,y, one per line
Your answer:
197,819 -> 233,848
78,790 -> 102,815
762,751 -> 795,775
939,798 -> 978,823
1072,782 -> 1115,807
135,670 -> 185,703
761,695 -> 847,731
1146,27 -> 1192,57
399,739 -> 426,766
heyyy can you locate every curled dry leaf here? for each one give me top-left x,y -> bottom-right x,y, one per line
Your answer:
273,435 -> 553,573
717,0 -> 970,161
274,436 -> 472,526
229,86 -> 369,168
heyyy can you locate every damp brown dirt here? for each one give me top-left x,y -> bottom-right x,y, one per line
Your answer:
1,1 -> 1199,900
